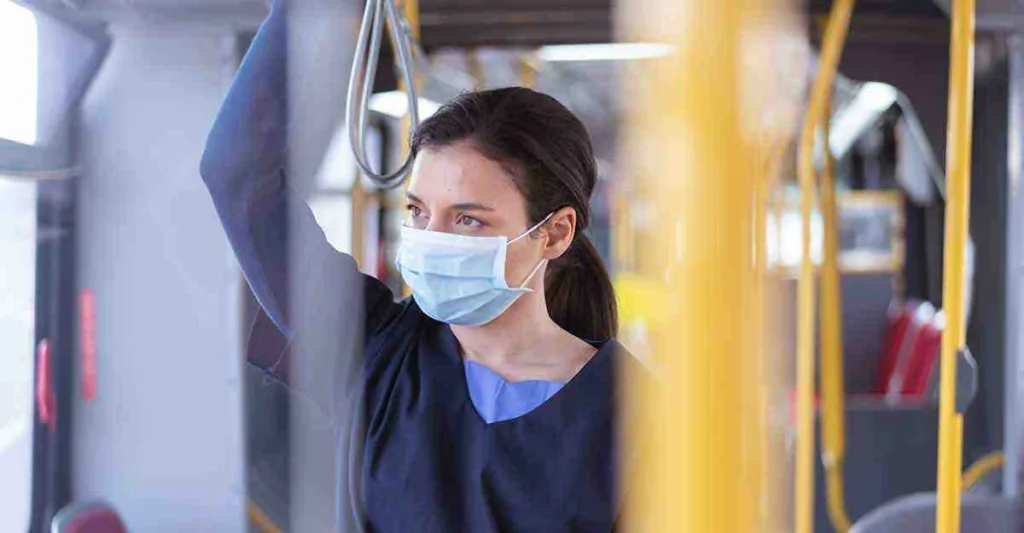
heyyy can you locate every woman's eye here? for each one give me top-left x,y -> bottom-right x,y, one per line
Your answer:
456,214 -> 483,228
406,205 -> 427,225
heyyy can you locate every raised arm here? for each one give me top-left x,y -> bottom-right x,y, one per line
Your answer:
200,0 -> 401,382
200,0 -> 292,337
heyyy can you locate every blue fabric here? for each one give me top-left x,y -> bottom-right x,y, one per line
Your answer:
464,360 -> 566,424
199,2 -> 648,531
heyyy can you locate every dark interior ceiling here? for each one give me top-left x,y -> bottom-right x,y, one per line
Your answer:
39,0 -> 964,49
48,0 -> 955,52
399,0 -> 952,96
808,0 -> 949,47
417,0 -> 950,51
807,0 -> 946,16
418,0 -> 612,50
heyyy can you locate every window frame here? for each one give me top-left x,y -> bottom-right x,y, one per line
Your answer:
0,2 -> 108,532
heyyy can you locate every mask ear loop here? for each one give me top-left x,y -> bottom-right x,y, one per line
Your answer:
507,212 -> 556,290
516,258 -> 548,291
508,212 -> 555,245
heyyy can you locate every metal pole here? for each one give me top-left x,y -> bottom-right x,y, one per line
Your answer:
617,0 -> 803,530
819,100 -> 852,532
1003,32 -> 1024,499
796,2 -> 854,532
935,0 -> 975,531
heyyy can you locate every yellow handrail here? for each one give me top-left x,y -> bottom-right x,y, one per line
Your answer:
397,0 -> 420,125
935,0 -> 975,532
961,451 -> 1006,491
520,55 -> 537,89
797,1 -> 854,532
468,48 -> 484,90
396,0 -> 419,298
247,499 -> 284,533
820,103 -> 852,533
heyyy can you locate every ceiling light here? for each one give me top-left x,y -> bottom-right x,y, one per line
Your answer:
537,43 -> 672,63
368,91 -> 442,119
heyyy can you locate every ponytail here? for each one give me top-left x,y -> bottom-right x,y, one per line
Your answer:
545,233 -> 618,341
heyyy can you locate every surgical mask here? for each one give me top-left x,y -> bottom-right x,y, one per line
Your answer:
396,214 -> 552,326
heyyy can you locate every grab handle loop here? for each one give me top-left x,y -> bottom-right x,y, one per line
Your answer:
346,0 -> 420,189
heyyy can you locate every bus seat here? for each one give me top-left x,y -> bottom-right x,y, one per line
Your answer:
878,301 -> 934,399
877,301 -> 914,394
900,311 -> 944,396
813,399 -> 938,531
51,501 -> 127,533
849,492 -> 1019,533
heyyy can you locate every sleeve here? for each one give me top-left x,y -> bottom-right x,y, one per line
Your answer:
199,0 -> 402,385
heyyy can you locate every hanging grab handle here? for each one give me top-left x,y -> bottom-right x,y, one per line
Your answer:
346,0 -> 420,189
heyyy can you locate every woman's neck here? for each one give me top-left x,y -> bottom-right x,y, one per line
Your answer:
452,289 -> 555,362
451,289 -> 595,382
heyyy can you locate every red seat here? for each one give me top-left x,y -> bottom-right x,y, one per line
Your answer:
877,300 -> 934,398
900,311 -> 944,396
51,501 -> 127,533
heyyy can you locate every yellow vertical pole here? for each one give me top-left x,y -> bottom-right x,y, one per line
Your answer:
397,0 -> 420,129
401,0 -> 419,41
796,2 -> 854,533
752,148 -> 772,533
762,142 -> 793,532
395,0 -> 419,296
756,141 -> 793,532
467,48 -> 484,89
935,0 -> 975,531
819,103 -> 852,533
795,90 -> 820,533
617,0 -> 802,531
520,55 -> 537,89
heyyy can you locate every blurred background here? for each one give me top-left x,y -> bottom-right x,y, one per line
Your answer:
1,0 -> 1023,531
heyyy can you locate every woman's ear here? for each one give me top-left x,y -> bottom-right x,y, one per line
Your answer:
543,206 -> 577,260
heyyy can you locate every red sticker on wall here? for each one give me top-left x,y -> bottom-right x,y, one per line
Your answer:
80,289 -> 97,400
36,338 -> 55,430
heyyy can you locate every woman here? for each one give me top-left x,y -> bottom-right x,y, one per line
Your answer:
200,2 -> 645,531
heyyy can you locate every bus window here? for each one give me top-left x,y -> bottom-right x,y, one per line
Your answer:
0,0 -> 38,145
0,177 -> 38,533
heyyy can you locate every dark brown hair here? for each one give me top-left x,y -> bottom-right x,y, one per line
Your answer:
410,87 -> 617,341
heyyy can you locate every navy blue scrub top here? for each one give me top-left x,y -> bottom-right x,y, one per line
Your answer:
199,2 -> 647,531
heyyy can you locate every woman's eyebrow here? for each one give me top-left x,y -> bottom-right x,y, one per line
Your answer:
450,202 -> 495,212
406,192 -> 495,212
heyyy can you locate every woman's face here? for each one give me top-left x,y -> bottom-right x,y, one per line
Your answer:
406,142 -> 530,237
405,141 -> 565,288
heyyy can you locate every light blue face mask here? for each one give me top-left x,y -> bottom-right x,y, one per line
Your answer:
396,214 -> 553,326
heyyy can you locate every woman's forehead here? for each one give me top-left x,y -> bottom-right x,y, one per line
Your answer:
408,145 -> 524,210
